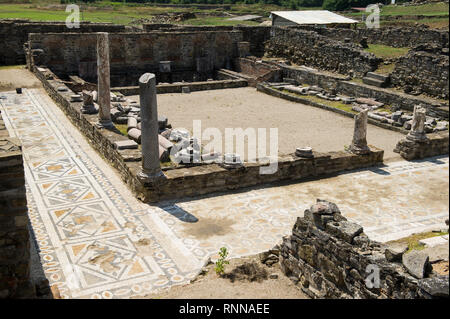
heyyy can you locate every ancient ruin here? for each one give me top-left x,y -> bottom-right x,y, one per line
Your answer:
0,0 -> 448,302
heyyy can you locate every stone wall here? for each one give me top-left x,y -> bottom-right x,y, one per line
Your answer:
27,31 -> 243,86
142,25 -> 271,57
265,27 -> 381,77
276,63 -> 449,119
279,200 -> 448,299
394,132 -> 449,160
232,58 -> 281,86
35,66 -> 385,203
0,19 -> 126,66
0,112 -> 34,298
391,45 -> 449,100
293,25 -> 449,48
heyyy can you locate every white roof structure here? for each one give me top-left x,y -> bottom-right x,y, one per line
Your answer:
270,10 -> 358,25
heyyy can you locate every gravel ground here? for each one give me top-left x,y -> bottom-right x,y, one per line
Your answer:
130,87 -> 404,161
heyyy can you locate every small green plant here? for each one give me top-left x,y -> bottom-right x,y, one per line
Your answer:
214,247 -> 230,275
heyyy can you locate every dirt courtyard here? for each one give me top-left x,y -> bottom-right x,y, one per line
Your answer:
131,87 -> 404,160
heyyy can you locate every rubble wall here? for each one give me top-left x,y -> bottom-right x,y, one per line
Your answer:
293,25 -> 449,48
0,112 -> 35,298
391,45 -> 449,100
265,27 -> 381,77
279,200 -> 449,299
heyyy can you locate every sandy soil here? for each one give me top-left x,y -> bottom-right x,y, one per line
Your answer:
130,87 -> 404,160
135,255 -> 308,299
0,67 -> 42,91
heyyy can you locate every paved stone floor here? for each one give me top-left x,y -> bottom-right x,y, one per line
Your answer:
1,89 -> 448,299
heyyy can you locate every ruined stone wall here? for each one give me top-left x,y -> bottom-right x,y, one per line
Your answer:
293,25 -> 449,48
0,19 -> 126,66
394,132 -> 449,160
28,31 -> 243,86
390,45 -> 449,100
0,112 -> 35,298
277,64 -> 449,119
142,25 -> 271,57
279,200 -> 448,299
265,27 -> 381,77
35,67 -> 385,203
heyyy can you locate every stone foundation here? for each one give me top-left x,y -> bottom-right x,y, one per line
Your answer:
279,200 -> 449,299
35,66 -> 384,203
0,112 -> 35,298
394,132 -> 449,160
276,63 -> 449,120
265,27 -> 381,77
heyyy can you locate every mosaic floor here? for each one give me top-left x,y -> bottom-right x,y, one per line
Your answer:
1,89 -> 448,299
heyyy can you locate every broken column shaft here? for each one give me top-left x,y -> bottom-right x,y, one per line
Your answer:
138,73 -> 164,181
406,105 -> 428,142
350,109 -> 370,155
96,32 -> 113,128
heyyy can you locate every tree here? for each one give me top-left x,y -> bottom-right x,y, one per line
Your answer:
322,0 -> 350,11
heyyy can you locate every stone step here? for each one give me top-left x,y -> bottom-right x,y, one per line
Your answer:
362,76 -> 388,88
366,72 -> 390,82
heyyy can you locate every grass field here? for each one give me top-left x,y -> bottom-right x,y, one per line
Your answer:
365,44 -> 409,59
0,1 -> 448,26
0,1 -> 279,25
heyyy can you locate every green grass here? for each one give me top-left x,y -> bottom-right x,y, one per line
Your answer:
0,1 -> 283,24
388,230 -> 449,253
181,16 -> 260,26
381,2 -> 449,17
348,2 -> 449,17
0,64 -> 25,70
282,89 -> 356,114
374,63 -> 396,75
115,123 -> 127,136
365,44 -> 409,59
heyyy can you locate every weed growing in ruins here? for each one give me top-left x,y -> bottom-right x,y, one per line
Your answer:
215,247 -> 230,275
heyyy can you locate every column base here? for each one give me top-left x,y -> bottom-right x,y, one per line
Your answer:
95,120 -> 114,129
406,131 -> 428,142
137,169 -> 165,183
349,144 -> 371,155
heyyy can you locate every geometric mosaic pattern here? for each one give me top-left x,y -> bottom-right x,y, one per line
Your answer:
1,88 -> 448,298
1,89 -> 200,299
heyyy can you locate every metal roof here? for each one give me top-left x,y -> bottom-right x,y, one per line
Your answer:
270,10 -> 358,25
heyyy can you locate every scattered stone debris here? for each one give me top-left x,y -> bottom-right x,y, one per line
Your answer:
224,261 -> 269,283
402,250 -> 433,279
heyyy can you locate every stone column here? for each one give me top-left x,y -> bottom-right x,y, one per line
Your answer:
138,73 -> 164,182
96,32 -> 113,129
406,105 -> 427,142
349,109 -> 370,155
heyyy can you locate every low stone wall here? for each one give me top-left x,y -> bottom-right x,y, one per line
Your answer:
0,19 -> 126,66
394,132 -> 449,160
34,66 -> 384,203
391,45 -> 449,100
0,112 -> 35,298
112,78 -> 248,96
233,58 -> 281,86
279,200 -> 449,299
265,27 -> 381,77
293,25 -> 449,49
256,83 -> 409,135
276,63 -> 449,120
